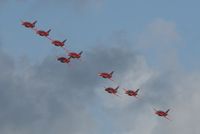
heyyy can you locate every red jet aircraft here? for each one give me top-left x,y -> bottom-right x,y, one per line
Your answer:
105,86 -> 119,96
52,39 -> 67,47
68,51 -> 83,59
153,108 -> 171,120
57,57 -> 71,64
98,71 -> 114,81
36,29 -> 51,37
21,20 -> 37,28
124,88 -> 140,98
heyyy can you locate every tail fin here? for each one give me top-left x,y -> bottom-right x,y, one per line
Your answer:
166,109 -> 170,113
33,21 -> 37,25
47,29 -> 51,33
136,89 -> 140,93
79,51 -> 83,55
110,71 -> 114,75
115,86 -> 119,90
63,39 -> 67,43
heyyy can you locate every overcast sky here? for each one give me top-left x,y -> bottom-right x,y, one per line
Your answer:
0,0 -> 200,134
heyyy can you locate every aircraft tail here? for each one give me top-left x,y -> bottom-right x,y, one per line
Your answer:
47,29 -> 51,33
166,109 -> 170,113
33,21 -> 37,25
115,86 -> 119,90
110,71 -> 114,76
63,39 -> 67,43
136,88 -> 140,93
79,51 -> 83,55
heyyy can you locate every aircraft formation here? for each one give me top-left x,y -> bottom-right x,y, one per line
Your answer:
21,20 -> 171,121
21,20 -> 83,64
98,71 -> 171,120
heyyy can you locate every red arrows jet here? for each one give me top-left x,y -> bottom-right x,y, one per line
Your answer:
105,86 -> 119,96
52,39 -> 67,47
68,51 -> 83,59
98,71 -> 114,81
124,88 -> 140,98
36,29 -> 51,37
153,108 -> 171,120
21,20 -> 37,28
57,57 -> 71,64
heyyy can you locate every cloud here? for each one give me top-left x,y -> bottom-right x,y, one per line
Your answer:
93,53 -> 200,134
148,72 -> 200,134
0,18 -> 200,134
135,18 -> 183,71
0,44 -> 98,133
0,36 -> 143,134
89,19 -> 200,134
137,18 -> 181,48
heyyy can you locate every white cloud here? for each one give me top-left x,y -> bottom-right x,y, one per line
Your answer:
0,18 -> 199,134
135,19 -> 184,71
137,18 -> 181,48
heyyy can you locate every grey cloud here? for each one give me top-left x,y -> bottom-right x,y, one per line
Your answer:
0,37 -> 140,134
90,19 -> 200,134
0,18 -> 200,134
149,72 -> 200,134
93,58 -> 200,134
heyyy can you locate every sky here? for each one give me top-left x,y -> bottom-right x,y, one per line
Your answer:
0,0 -> 200,134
